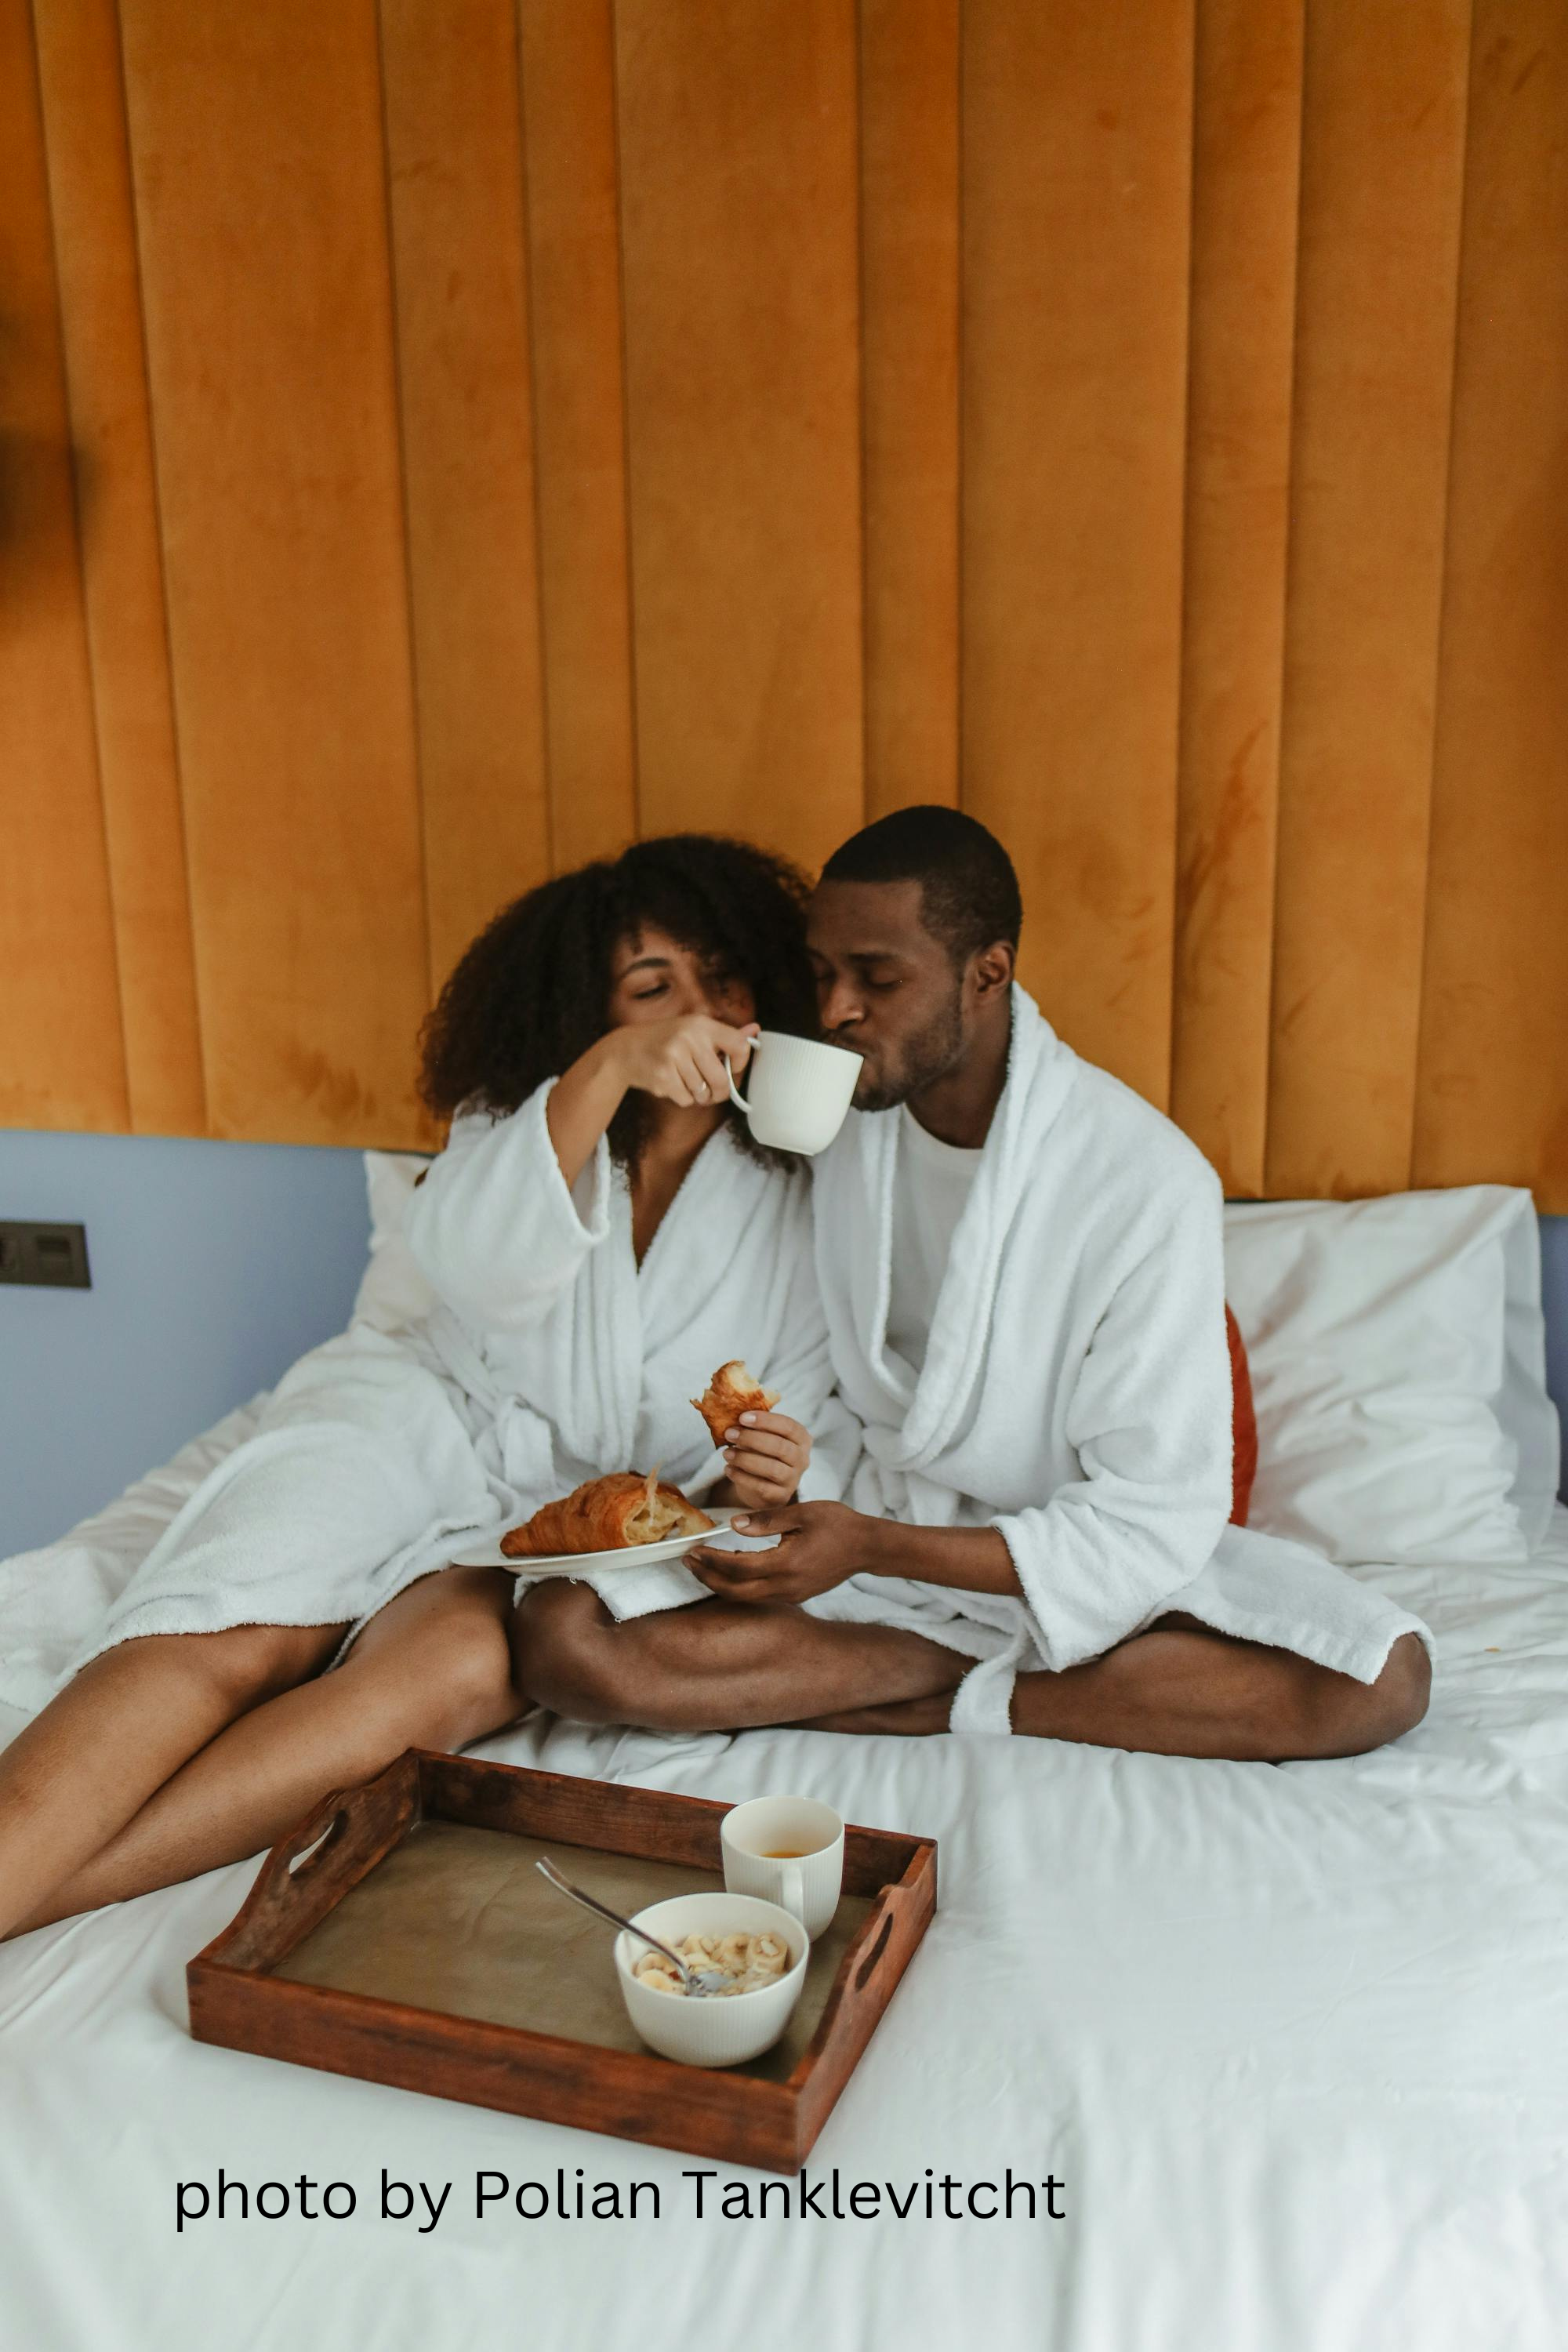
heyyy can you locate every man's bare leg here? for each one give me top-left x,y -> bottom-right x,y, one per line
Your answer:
514,1581 -> 967,1732
797,1617 -> 1433,1761
9,1569 -> 521,1936
1008,1620 -> 1431,1759
0,1619 -> 346,1940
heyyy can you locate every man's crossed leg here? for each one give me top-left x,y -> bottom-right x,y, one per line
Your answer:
514,1584 -> 1430,1762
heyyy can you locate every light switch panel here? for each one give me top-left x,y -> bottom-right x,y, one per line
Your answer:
0,1221 -> 92,1288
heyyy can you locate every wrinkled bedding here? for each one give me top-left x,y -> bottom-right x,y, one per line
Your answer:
2,1410 -> 1566,2352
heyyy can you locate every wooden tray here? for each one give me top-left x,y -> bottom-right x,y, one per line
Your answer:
187,1751 -> 937,2174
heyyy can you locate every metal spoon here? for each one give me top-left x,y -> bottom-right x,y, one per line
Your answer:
535,1857 -> 727,1997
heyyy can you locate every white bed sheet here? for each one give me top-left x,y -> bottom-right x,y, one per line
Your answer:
2,1420 -> 1566,2352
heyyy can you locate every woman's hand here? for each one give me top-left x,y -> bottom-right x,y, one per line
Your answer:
606,1014 -> 757,1110
686,1500 -> 877,1606
545,1015 -> 757,1189
715,1410 -> 811,1510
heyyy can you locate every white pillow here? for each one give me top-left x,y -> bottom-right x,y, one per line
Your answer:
1223,1187 -> 1560,1566
350,1151 -> 437,1335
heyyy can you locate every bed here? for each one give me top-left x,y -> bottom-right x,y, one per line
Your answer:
2,1188 -> 1565,2352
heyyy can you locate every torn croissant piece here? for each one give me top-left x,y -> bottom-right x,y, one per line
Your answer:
499,1468 -> 715,1559
691,1359 -> 782,1448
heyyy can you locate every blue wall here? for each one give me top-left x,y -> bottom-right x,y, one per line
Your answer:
0,1130 -> 370,1555
2,1128 -> 1566,1557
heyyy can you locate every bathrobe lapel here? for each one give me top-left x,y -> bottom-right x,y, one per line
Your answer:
569,1123 -> 748,1475
903,990 -> 1077,1466
592,1152 -> 642,1471
822,988 -> 1079,1475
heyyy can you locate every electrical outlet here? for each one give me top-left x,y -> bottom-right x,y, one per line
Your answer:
0,1221 -> 92,1288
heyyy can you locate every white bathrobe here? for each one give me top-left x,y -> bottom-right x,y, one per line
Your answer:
401,1083 -> 858,1568
42,1085 -> 853,1693
805,987 -> 1436,1733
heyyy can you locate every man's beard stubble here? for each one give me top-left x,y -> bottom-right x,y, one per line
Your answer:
849,991 -> 966,1114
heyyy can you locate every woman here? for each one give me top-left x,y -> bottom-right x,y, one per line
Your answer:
0,835 -> 849,1941
402,833 -> 855,1536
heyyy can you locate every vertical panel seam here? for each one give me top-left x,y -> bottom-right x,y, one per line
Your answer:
1169,0 -> 1204,1125
105,0 -> 211,1134
372,0 -> 438,1024
954,0 -> 966,815
607,0 -> 643,844
30,0 -> 132,1134
514,0 -> 558,887
1248,0 -> 1307,1198
855,0 -> 871,831
1253,0 -> 1305,1200
1410,0 -> 1479,1192
1261,0 -> 1313,1201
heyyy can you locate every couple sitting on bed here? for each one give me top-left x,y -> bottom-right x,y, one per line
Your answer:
0,810 -> 1432,1942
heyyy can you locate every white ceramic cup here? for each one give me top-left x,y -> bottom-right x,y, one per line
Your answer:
720,1795 -> 845,1940
724,1032 -> 862,1156
615,1892 -> 808,2067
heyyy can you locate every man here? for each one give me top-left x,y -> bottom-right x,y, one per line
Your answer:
517,808 -> 1432,1758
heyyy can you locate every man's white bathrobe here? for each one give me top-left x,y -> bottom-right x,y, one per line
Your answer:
805,987 -> 1435,1733
33,1084 -> 853,1701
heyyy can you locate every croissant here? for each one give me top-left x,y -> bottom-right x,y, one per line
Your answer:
499,1468 -> 714,1559
691,1359 -> 781,1447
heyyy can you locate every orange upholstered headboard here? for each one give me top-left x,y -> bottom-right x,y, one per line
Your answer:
2,2 -> 1564,1207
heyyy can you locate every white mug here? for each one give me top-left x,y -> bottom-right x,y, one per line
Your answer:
724,1032 -> 862,1156
720,1795 -> 845,1939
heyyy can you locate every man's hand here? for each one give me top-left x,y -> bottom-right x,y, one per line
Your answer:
687,1501 -> 880,1606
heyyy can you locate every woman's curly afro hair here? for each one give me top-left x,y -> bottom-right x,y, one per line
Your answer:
419,833 -> 818,1169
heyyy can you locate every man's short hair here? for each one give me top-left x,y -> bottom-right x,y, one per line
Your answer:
819,806 -> 1022,966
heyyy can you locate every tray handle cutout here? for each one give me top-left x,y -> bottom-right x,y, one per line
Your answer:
194,1757 -> 425,1971
288,1813 -> 347,1875
854,1912 -> 895,1991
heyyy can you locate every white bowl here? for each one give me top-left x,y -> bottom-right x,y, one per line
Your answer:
615,1893 -> 809,2068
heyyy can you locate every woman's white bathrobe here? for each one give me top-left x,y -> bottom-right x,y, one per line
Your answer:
42,1084 -> 853,1696
804,987 -> 1436,1733
401,1084 -> 858,1597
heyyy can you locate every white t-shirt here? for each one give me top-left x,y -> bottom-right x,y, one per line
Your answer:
884,1105 -> 985,1372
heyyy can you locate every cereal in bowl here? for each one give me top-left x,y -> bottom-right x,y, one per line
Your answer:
633,1929 -> 791,1999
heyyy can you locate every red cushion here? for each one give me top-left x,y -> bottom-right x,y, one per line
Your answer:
1225,1304 -> 1258,1527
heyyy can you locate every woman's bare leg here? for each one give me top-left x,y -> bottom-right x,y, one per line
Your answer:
9,1570 -> 521,1935
0,1620 -> 346,1940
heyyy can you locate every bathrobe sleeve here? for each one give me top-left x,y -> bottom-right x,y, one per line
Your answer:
404,1080 -> 612,1335
990,1174 -> 1235,1671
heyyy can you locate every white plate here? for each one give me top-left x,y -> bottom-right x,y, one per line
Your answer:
453,1508 -> 740,1577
